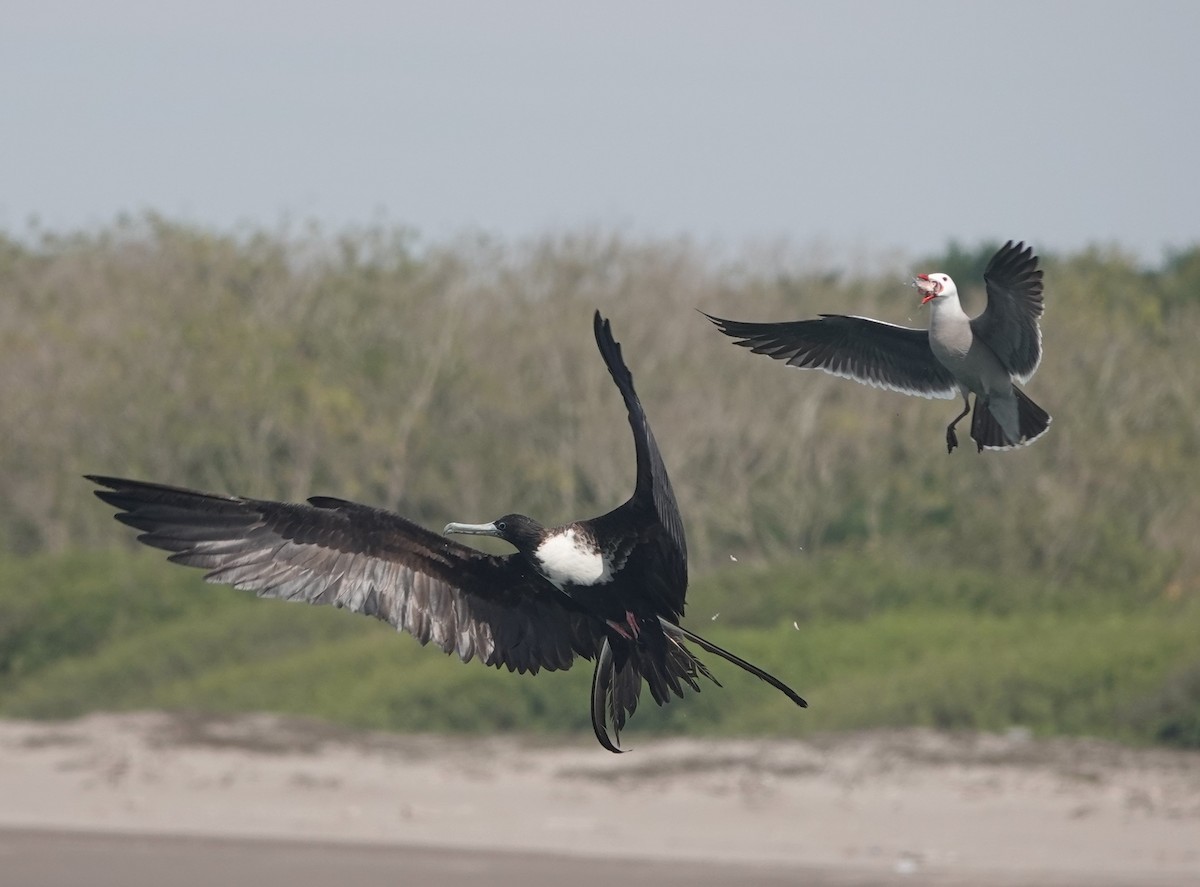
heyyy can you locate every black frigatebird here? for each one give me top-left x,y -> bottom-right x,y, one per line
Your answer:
706,240 -> 1050,452
87,311 -> 806,752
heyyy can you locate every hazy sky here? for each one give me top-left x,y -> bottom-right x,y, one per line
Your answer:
4,1 -> 1197,263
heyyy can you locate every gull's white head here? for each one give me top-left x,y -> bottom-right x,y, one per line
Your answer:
912,272 -> 957,306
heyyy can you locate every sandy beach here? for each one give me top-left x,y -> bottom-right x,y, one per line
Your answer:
1,712 -> 1197,885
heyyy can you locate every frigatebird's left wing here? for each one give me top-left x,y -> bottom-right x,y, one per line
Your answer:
591,311 -> 688,615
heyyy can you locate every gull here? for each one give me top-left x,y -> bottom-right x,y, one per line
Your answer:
706,240 -> 1051,452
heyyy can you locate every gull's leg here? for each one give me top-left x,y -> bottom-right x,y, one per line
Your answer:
946,393 -> 971,453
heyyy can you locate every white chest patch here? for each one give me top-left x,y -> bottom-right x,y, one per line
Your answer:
534,529 -> 613,589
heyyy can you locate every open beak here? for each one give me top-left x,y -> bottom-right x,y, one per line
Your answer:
913,273 -> 938,306
443,521 -> 501,537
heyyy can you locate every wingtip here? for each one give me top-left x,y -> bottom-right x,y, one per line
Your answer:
86,474 -> 128,500
592,309 -> 620,356
987,239 -> 1039,275
591,309 -> 635,388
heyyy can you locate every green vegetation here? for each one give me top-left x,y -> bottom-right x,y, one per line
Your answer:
1,550 -> 1197,747
1,218 -> 1198,746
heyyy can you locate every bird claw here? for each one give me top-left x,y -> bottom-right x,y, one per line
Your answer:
605,612 -> 642,641
605,619 -> 633,640
946,428 -> 958,453
625,610 -> 641,639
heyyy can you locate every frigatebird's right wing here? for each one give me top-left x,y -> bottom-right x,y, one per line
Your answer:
88,475 -> 604,676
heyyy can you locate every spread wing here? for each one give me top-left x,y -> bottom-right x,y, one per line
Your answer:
970,240 -> 1044,382
590,312 -> 688,617
706,312 -> 959,399
87,475 -> 603,674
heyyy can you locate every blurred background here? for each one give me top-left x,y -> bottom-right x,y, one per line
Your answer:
2,0 -> 1199,773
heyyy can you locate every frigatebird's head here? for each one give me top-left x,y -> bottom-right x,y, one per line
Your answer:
443,513 -> 546,553
912,272 -> 956,306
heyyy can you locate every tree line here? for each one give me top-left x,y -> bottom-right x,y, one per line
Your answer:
2,216 -> 1197,600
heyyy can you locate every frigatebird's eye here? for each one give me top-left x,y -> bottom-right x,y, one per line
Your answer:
496,520 -> 507,531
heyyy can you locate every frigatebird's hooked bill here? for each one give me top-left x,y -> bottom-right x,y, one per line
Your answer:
706,240 -> 1051,453
88,311 -> 807,752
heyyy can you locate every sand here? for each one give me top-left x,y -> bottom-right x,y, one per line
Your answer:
1,712 -> 1197,885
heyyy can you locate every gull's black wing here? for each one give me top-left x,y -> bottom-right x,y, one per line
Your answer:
706,312 -> 959,399
971,240 -> 1045,382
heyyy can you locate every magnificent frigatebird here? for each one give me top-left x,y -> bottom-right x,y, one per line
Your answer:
87,311 -> 807,752
706,240 -> 1051,453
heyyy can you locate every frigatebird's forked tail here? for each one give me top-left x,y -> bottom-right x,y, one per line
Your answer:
590,618 -> 808,753
590,624 -> 713,753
